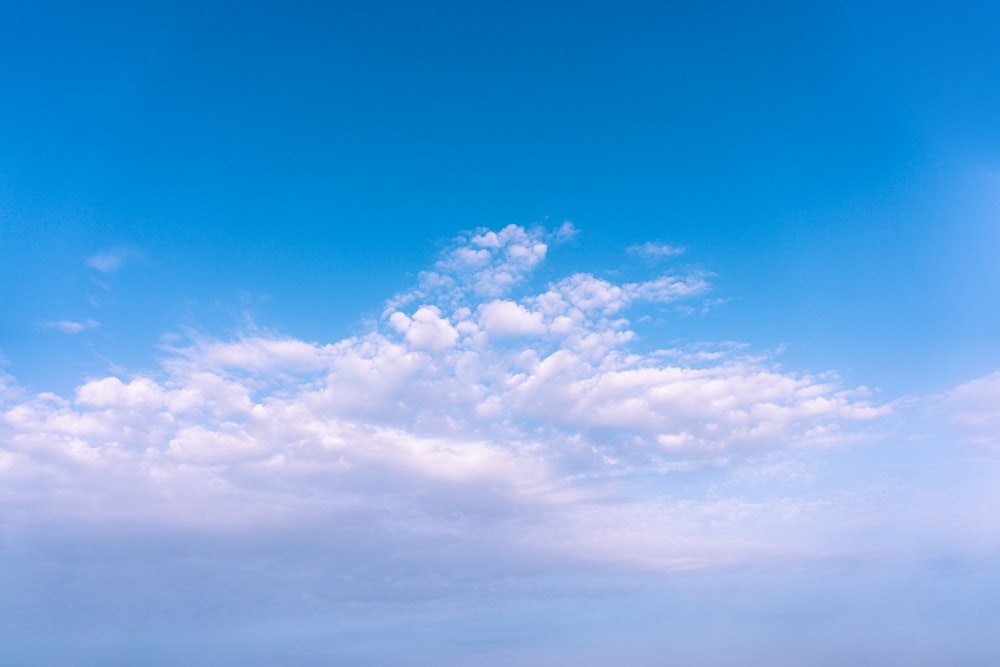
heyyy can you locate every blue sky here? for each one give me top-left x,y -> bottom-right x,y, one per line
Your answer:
1,2 -> 999,665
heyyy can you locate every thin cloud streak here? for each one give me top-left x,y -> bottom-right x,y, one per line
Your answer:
627,241 -> 686,259
85,246 -> 145,273
40,319 -> 99,334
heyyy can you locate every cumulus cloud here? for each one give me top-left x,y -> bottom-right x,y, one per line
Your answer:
389,306 -> 460,352
386,224 -> 550,311
478,300 -> 546,338
0,223 -> 943,576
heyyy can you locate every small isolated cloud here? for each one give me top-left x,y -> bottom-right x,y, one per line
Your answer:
86,246 -> 145,272
550,220 -> 579,243
41,319 -> 99,334
627,241 -> 685,259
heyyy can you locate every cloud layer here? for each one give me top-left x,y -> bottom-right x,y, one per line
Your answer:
1,224 -> 994,579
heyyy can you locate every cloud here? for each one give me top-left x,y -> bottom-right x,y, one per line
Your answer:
174,336 -> 337,374
1,225 -> 898,560
10,220 -> 1000,612
551,220 -> 579,242
6,222 -> 1000,667
386,224 -> 550,311
40,319 -> 99,334
627,241 -> 685,259
86,246 -> 145,273
945,371 -> 1000,447
478,300 -> 546,338
389,305 -> 460,352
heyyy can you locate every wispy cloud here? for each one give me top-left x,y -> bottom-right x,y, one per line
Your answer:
627,241 -> 685,259
40,319 -> 99,334
85,246 -> 145,273
945,370 -> 1000,447
551,220 -> 579,243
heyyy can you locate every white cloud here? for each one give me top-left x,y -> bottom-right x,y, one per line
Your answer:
10,222 -> 993,584
626,273 -> 711,303
627,241 -> 685,259
76,376 -> 165,408
550,220 -> 579,243
177,336 -> 336,374
86,246 -> 145,272
945,371 -> 1000,446
478,300 -> 546,338
20,229 -> 886,470
387,224 -> 550,312
41,319 -> 99,334
391,306 -> 460,352
541,274 -> 630,315
167,424 -> 265,464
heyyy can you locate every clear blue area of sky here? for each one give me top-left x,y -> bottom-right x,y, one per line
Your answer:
2,0 -> 998,394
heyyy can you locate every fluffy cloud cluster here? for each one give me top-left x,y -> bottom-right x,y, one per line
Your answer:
375,225 -> 881,458
0,224 -> 927,570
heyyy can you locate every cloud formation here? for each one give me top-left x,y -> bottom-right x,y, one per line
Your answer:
40,319 -> 99,334
3,224 -> 993,578
86,246 -> 145,273
627,241 -> 685,259
945,371 -> 1000,447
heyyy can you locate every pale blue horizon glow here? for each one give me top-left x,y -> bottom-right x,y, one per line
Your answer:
1,2 -> 999,665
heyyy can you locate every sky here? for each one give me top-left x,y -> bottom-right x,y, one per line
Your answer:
1,1 -> 999,665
